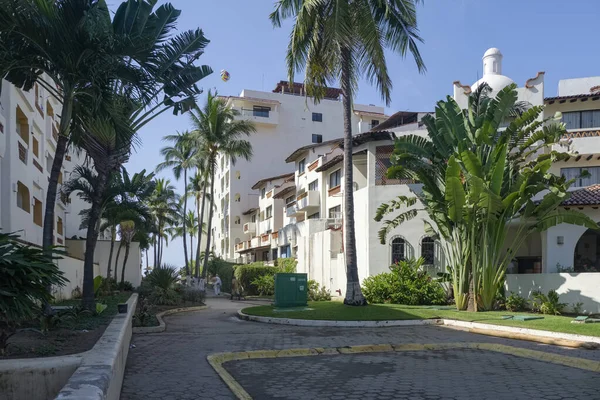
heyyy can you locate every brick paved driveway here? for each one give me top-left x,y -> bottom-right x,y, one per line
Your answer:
121,297 -> 600,400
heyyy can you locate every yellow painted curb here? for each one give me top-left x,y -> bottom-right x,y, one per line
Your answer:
208,342 -> 600,399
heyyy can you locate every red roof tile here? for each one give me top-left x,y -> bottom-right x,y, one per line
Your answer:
562,185 -> 600,206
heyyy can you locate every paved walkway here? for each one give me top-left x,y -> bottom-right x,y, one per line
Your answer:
121,297 -> 600,400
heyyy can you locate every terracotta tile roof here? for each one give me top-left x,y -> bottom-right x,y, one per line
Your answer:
285,139 -> 343,163
562,184 -> 600,206
273,186 -> 296,200
273,81 -> 342,100
242,207 -> 258,216
316,155 -> 343,172
218,95 -> 281,105
545,93 -> 600,103
251,172 -> 295,190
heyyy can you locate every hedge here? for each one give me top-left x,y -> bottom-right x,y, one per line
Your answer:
234,262 -> 279,295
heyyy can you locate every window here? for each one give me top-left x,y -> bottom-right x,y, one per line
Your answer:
371,119 -> 380,128
312,112 -> 323,122
308,212 -> 320,220
251,214 -> 257,223
262,250 -> 270,261
285,195 -> 295,204
561,166 -> 600,187
329,169 -> 341,188
391,237 -> 405,263
32,137 -> 39,158
329,205 -> 341,219
16,106 -> 29,145
298,158 -> 306,174
234,193 -> 241,202
308,180 -> 318,191
234,216 -> 241,225
562,110 -> 600,130
16,182 -> 30,213
57,217 -> 64,236
261,188 -> 266,199
311,134 -> 323,144
266,206 -> 272,219
58,172 -> 63,185
33,198 -> 42,226
253,106 -> 270,118
421,237 -> 435,265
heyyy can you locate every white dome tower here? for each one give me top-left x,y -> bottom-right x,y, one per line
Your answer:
471,48 -> 514,93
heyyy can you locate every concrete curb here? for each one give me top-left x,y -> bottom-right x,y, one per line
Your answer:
133,305 -> 208,334
208,342 -> 600,400
238,311 -> 600,347
440,319 -> 600,347
237,310 -> 440,327
55,293 -> 138,400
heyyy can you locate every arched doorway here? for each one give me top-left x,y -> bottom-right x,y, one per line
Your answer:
574,228 -> 600,272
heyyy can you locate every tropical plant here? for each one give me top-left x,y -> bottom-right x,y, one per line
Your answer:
188,91 -> 255,279
504,292 -> 528,312
375,83 -> 598,311
361,258 -> 446,305
149,179 -> 180,268
308,280 -> 332,301
167,209 -> 206,278
251,274 -> 275,296
271,0 -> 426,306
187,169 -> 211,279
531,290 -> 567,315
234,263 -> 278,296
276,258 -> 297,273
147,264 -> 180,291
157,131 -> 201,276
0,233 -> 66,354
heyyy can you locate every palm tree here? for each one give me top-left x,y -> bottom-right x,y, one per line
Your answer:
187,170 -> 211,278
156,132 -> 199,278
167,210 -> 205,277
189,91 -> 255,280
271,0 -> 426,305
149,179 -> 180,267
0,0 -> 145,251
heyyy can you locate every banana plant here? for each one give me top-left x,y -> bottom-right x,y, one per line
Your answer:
376,83 -> 598,311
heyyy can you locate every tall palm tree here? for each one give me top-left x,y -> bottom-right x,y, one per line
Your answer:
156,132 -> 199,278
189,91 -> 256,280
167,210 -> 206,277
149,179 -> 180,267
271,0 -> 426,305
187,169 -> 211,278
0,0 -> 145,251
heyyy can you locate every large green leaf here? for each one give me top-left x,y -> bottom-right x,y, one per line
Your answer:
534,210 -> 599,232
445,177 -> 465,223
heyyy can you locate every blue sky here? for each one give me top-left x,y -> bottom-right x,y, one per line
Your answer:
117,0 -> 600,267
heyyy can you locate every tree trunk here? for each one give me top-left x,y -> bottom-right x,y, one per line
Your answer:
43,95 -> 73,250
340,47 -> 367,306
106,226 -> 116,279
202,162 -> 216,279
81,170 -> 108,311
182,168 -> 190,277
195,182 -> 208,279
190,235 -> 194,276
114,241 -> 124,281
121,242 -> 130,284
145,248 -> 149,275
153,234 -> 157,268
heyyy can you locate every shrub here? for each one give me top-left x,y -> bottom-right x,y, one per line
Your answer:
505,292 -> 528,312
234,263 -> 278,295
251,274 -> 275,296
147,264 -> 179,290
206,258 -> 237,293
118,281 -> 134,291
572,302 -> 584,315
276,258 -> 297,273
136,278 -> 154,298
149,288 -> 181,306
181,287 -> 205,304
0,233 -> 66,354
362,258 -> 446,305
531,290 -> 567,315
93,276 -> 118,297
308,280 -> 331,301
133,297 -> 157,327
71,286 -> 82,299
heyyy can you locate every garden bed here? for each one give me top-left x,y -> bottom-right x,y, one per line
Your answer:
242,302 -> 600,338
1,292 -> 132,360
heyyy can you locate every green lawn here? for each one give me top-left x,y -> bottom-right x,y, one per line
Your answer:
242,302 -> 600,338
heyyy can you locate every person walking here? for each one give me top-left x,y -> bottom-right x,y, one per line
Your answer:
214,274 -> 222,296
230,276 -> 241,300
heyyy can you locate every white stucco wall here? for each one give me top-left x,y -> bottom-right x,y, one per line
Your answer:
505,273 -> 600,314
53,255 -> 101,301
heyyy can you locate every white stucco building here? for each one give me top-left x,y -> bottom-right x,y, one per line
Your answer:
212,81 -> 388,261
0,78 -> 142,297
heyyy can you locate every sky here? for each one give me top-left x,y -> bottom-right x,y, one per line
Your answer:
113,0 -> 600,267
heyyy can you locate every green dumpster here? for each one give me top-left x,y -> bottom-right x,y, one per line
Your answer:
274,273 -> 308,308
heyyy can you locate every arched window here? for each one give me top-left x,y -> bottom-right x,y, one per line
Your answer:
391,237 -> 405,263
16,181 -> 31,213
421,237 -> 435,265
234,216 -> 240,225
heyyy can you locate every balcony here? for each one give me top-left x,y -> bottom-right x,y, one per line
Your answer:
235,241 -> 247,252
259,218 -> 272,234
236,108 -> 279,126
18,142 -> 28,164
260,234 -> 270,246
296,191 -> 320,212
286,203 -> 301,217
250,237 -> 260,248
243,222 -> 256,235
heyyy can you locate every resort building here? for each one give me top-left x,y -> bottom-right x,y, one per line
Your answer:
212,81 -> 387,260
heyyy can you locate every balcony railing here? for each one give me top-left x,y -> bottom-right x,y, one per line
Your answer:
563,129 -> 600,139
241,108 -> 269,118
243,222 -> 256,234
297,190 -> 320,211
18,142 -> 27,164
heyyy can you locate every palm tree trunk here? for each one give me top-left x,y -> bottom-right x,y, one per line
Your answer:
190,235 -> 194,275
81,169 -> 109,311
195,183 -> 208,279
145,248 -> 149,275
43,94 -> 73,250
121,242 -> 131,284
153,234 -> 157,268
114,241 -> 124,281
202,162 -> 216,279
106,226 -> 116,279
340,47 -> 366,306
182,168 -> 190,277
